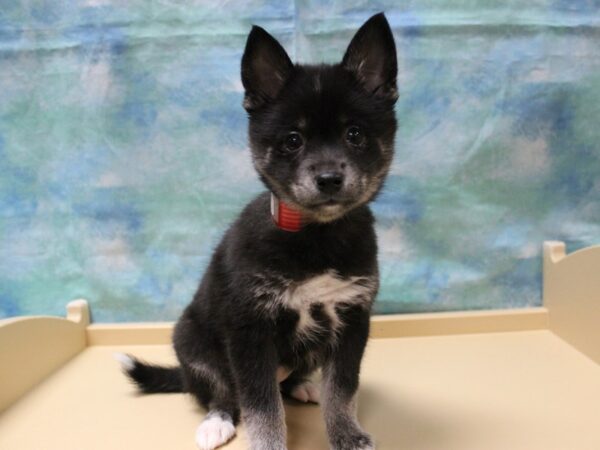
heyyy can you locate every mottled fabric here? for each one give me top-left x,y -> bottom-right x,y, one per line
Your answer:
1,1 -> 599,321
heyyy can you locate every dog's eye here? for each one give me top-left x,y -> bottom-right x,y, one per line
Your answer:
346,126 -> 364,146
284,132 -> 304,152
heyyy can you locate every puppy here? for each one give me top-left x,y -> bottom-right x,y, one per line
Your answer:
119,12 -> 398,450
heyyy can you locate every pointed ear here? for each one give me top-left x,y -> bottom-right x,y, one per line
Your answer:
241,26 -> 294,111
342,13 -> 398,101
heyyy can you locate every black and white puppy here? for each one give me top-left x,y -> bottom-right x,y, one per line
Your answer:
118,12 -> 398,450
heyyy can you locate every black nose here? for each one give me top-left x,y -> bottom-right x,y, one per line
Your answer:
315,171 -> 344,194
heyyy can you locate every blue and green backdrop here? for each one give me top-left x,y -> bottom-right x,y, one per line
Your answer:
1,1 -> 599,321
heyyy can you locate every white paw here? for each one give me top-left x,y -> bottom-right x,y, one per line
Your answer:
195,415 -> 236,450
291,381 -> 320,403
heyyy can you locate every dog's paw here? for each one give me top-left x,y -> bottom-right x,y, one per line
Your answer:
195,414 -> 236,450
290,380 -> 320,403
350,432 -> 374,450
355,439 -> 375,450
331,430 -> 374,450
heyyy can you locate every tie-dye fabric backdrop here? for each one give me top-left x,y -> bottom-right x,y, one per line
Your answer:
1,1 -> 599,322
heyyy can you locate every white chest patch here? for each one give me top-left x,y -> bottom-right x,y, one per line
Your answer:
282,271 -> 376,337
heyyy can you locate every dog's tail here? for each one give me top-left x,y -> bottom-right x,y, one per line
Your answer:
115,353 -> 184,393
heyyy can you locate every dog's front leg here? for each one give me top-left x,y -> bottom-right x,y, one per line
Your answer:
322,306 -> 373,450
228,325 -> 287,450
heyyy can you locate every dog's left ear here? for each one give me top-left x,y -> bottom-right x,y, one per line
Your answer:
342,13 -> 398,101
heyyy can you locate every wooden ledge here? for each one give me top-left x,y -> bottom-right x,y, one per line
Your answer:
86,307 -> 549,346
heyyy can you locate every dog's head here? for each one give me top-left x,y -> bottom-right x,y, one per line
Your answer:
241,13 -> 398,223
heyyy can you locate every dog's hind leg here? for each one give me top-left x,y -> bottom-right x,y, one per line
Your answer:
174,316 -> 240,450
183,364 -> 240,450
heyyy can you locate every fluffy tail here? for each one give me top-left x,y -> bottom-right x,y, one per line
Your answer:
115,353 -> 184,393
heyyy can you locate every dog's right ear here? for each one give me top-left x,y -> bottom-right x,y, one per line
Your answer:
241,26 -> 293,111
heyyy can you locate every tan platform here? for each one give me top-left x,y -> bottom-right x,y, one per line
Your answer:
1,241 -> 599,450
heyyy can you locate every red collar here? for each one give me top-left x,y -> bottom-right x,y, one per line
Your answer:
270,193 -> 304,232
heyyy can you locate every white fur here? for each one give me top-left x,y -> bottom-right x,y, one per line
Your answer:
249,271 -> 293,302
195,415 -> 236,450
113,353 -> 134,371
290,380 -> 320,403
249,270 -> 376,341
284,271 -> 376,338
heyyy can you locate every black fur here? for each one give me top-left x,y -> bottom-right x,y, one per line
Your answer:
122,12 -> 398,450
123,357 -> 183,393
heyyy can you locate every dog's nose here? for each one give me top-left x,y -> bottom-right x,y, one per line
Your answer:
315,171 -> 344,194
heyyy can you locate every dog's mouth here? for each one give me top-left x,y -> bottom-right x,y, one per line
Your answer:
297,196 -> 360,222
312,198 -> 342,207
307,197 -> 355,208
286,181 -> 367,222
